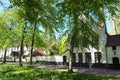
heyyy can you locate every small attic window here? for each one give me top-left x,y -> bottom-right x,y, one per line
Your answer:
112,46 -> 116,50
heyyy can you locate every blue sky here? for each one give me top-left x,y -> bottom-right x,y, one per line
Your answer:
0,0 -> 10,12
106,20 -> 113,32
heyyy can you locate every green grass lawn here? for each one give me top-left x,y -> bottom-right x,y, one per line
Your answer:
0,64 -> 119,80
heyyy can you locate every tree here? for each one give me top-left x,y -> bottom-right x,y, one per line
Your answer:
113,3 -> 120,34
0,11 -> 21,63
59,38 -> 68,54
9,0 -> 59,65
57,0 -> 120,72
0,17 -> 9,64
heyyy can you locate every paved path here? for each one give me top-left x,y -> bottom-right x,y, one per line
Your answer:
36,65 -> 120,78
77,67 -> 120,77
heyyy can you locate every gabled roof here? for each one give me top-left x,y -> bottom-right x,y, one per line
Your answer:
106,35 -> 120,47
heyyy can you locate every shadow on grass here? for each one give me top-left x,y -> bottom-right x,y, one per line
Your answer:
0,64 -> 120,80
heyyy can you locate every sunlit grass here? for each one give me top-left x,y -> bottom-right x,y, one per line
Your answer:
0,64 -> 120,80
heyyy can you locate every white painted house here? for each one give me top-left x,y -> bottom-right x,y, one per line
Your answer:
0,46 -> 30,62
105,35 -> 120,65
62,18 -> 120,68
63,26 -> 106,66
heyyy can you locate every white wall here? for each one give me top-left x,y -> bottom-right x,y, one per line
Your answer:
25,55 -> 63,63
106,46 -> 120,64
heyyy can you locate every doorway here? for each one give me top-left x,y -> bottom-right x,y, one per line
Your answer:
63,56 -> 66,65
113,57 -> 119,65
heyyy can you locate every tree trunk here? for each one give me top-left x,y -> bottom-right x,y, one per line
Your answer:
68,41 -> 74,72
68,32 -> 77,72
19,22 -> 27,66
68,12 -> 78,72
3,48 -> 7,64
14,57 -> 16,62
19,38 -> 24,66
30,22 -> 37,65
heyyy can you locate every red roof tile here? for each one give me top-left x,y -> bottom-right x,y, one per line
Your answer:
32,49 -> 44,56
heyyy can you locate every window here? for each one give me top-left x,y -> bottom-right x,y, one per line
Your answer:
85,52 -> 91,63
78,53 -> 83,63
72,53 -> 76,62
74,42 -> 79,47
94,52 -> 101,63
112,46 -> 116,50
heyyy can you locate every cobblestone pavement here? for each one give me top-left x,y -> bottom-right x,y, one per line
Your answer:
36,64 -> 120,78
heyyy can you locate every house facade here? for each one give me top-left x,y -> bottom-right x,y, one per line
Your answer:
105,35 -> 120,68
63,26 -> 106,67
63,25 -> 120,68
0,46 -> 30,62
